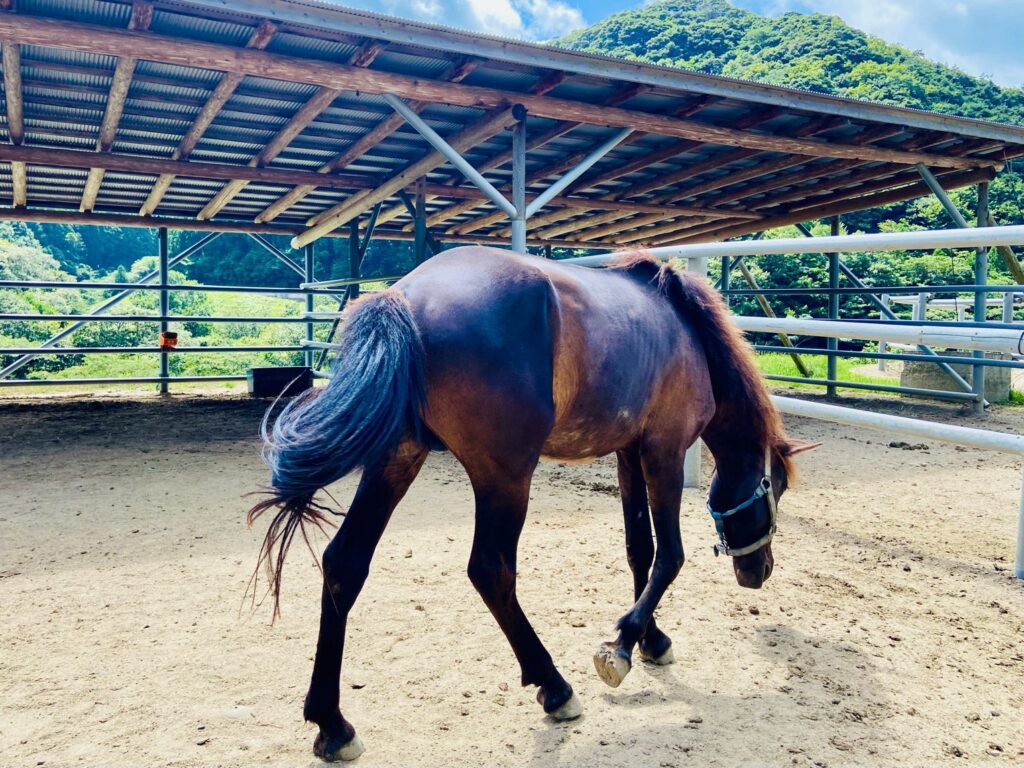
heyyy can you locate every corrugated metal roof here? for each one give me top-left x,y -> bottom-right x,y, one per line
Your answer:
0,0 -> 1021,248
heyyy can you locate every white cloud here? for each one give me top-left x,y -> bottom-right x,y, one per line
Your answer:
359,0 -> 586,40
747,0 -> 1024,88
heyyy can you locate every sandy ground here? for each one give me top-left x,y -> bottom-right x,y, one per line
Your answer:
1,390 -> 1022,768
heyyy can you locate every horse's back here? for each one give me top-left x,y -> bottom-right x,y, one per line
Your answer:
396,247 -> 560,468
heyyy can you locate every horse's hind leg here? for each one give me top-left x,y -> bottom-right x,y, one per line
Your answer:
467,470 -> 581,721
616,446 -> 675,666
304,440 -> 427,762
595,442 -> 686,688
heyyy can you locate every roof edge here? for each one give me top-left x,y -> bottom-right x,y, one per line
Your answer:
154,0 -> 1024,147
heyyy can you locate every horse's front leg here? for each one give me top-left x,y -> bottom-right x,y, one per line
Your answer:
616,446 -> 675,666
304,443 -> 426,762
595,444 -> 685,688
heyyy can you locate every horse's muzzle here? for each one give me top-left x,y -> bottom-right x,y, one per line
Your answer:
732,544 -> 773,589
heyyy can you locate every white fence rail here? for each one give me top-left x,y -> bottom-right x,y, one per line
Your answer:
568,223 -> 1024,267
733,316 -> 1024,355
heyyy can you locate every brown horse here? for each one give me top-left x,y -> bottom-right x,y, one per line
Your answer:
249,246 -> 816,761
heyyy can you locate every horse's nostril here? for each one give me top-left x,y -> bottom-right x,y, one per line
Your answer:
763,562 -> 773,581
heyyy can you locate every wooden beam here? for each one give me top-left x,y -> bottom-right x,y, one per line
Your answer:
140,19 -> 276,216
0,143 -> 376,189
0,206 -> 621,249
0,143 -> 766,221
3,36 -> 25,208
197,39 -> 385,220
80,1 -> 151,213
10,158 -> 25,207
0,14 -> 1001,171
653,168 -> 995,246
525,110 -> 796,241
395,83 -> 650,234
254,57 -> 480,224
637,134 -> 985,244
295,106 -> 525,247
2,40 -> 23,145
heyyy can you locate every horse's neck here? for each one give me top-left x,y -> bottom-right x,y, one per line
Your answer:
699,404 -> 767,483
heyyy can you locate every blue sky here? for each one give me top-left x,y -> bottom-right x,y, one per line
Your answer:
342,0 -> 1024,89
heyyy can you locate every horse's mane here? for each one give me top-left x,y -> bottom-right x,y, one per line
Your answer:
613,253 -> 794,479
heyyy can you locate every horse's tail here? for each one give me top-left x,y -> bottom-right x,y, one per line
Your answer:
246,289 -> 426,616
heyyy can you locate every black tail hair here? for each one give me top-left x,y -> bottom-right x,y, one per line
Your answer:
246,289 -> 426,617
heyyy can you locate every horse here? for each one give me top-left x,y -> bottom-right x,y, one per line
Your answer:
248,245 -> 817,761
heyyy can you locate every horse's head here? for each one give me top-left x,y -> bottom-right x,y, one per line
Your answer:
707,438 -> 820,589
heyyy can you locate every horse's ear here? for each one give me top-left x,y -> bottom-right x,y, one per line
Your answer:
779,438 -> 822,457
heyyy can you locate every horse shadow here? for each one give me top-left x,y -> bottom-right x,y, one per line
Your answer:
526,622 -> 888,766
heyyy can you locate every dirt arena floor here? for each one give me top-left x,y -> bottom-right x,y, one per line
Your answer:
1,389 -> 1022,767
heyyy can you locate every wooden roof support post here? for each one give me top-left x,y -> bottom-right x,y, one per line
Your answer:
254,57 -> 480,224
197,38 -> 385,220
139,19 -> 277,216
80,1 -> 152,213
2,35 -> 25,207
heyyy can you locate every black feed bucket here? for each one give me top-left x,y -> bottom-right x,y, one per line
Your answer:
247,366 -> 313,398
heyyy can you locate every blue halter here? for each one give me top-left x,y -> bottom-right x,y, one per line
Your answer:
707,446 -> 777,557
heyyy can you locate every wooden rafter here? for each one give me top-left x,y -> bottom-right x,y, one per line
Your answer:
196,38 -> 385,221
0,14 -> 1000,172
654,167 -> 994,247
79,1 -> 151,213
623,131 -> 961,245
529,109 -> 794,241
369,78 -> 634,233
139,19 -> 276,216
580,118 -> 852,242
445,90 -> 714,237
254,57 -> 480,224
0,143 -> 763,221
293,105 -> 527,247
0,205 -> 625,248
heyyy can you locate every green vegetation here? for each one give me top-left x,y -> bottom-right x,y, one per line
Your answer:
2,0 -> 1023,389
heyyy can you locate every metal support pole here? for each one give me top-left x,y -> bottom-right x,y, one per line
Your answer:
827,216 -> 840,399
524,127 -> 632,219
1017,469 -> 1024,580
975,182 -> 989,415
349,222 -> 361,304
916,164 -> 971,228
510,114 -> 527,253
878,294 -> 890,371
304,242 -> 315,369
157,227 -> 169,394
0,232 -> 222,381
414,179 -> 428,264
1003,293 -> 1014,323
720,255 -> 731,306
793,223 -> 977,399
683,256 -> 708,489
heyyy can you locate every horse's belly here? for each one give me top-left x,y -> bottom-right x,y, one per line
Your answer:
540,407 -> 641,461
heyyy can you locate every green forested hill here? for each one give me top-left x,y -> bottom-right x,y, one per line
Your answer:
558,0 -> 1024,124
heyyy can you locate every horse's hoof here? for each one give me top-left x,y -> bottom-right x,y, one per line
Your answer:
640,643 -> 675,666
593,642 -> 631,688
547,692 -> 583,721
314,732 -> 365,762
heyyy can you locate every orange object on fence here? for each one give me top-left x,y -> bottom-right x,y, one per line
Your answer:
158,331 -> 178,349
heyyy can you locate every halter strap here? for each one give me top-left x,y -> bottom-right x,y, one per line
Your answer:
707,444 -> 777,558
